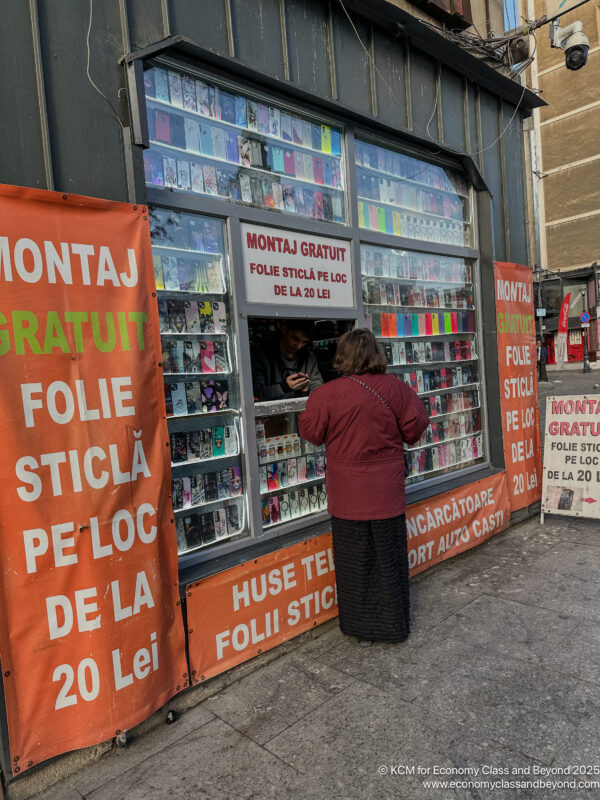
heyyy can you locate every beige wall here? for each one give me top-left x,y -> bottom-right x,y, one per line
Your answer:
526,0 -> 600,271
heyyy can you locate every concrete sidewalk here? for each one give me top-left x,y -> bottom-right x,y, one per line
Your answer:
23,512 -> 600,800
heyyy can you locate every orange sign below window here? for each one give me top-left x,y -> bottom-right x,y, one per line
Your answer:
187,472 -> 510,681
187,535 -> 338,683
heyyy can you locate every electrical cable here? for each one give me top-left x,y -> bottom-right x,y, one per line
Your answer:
336,0 -> 443,150
86,0 -> 125,129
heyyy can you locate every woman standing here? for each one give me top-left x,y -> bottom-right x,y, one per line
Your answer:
298,329 -> 429,645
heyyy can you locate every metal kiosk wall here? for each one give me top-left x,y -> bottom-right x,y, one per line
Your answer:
138,56 -> 492,585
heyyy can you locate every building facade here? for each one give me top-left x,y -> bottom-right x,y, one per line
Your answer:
0,0 -> 542,792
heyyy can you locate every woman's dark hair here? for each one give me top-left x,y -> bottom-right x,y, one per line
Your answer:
333,328 -> 387,376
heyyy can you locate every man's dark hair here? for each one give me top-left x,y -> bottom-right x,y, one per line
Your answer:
333,328 -> 387,375
281,319 -> 316,339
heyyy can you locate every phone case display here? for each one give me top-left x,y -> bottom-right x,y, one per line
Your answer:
255,411 -> 327,527
361,244 -> 484,484
355,139 -> 471,246
143,62 -> 346,224
150,207 -> 246,553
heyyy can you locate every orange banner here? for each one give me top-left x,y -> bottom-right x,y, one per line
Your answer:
187,473 -> 509,681
0,185 -> 187,772
494,261 -> 542,510
187,535 -> 337,683
406,471 -> 510,576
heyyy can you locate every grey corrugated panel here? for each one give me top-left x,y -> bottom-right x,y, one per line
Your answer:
467,81 -> 480,162
479,88 -> 505,261
334,0 -> 543,112
36,0 -> 128,200
230,0 -> 285,79
503,105 -> 528,265
372,26 -> 408,131
169,0 -> 230,55
0,0 -> 48,188
126,0 -> 167,48
330,2 -> 372,115
284,0 -> 332,98
408,46 -> 439,141
441,67 -> 466,152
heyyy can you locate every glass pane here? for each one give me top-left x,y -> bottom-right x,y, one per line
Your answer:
143,62 -> 346,224
361,244 -> 484,484
355,139 -> 471,246
149,206 -> 247,553
255,409 -> 327,527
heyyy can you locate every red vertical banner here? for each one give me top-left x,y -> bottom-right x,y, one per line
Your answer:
556,293 -> 571,367
494,261 -> 542,510
0,185 -> 187,771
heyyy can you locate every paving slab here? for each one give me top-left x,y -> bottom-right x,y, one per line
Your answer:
266,681 -> 538,800
203,652 -> 355,745
408,651 -> 600,764
539,620 -> 600,685
32,702 -> 215,800
85,717 -> 303,800
494,563 -> 600,622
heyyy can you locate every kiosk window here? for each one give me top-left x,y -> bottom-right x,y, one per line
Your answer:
149,206 -> 247,553
355,138 -> 471,247
250,318 -> 352,529
143,61 -> 347,224
362,244 -> 484,484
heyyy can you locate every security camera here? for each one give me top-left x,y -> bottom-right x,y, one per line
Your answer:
550,19 -> 590,71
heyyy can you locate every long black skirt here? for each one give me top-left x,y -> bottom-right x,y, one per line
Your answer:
331,515 -> 410,643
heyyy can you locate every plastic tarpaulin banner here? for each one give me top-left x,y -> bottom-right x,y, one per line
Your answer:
542,395 -> 600,517
494,261 -> 542,510
555,293 -> 571,367
187,473 -> 509,682
0,185 -> 187,772
187,535 -> 338,684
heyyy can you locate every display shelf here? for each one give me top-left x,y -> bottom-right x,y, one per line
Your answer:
406,429 -> 482,452
153,243 -> 224,256
365,302 -> 474,311
361,241 -> 483,486
406,451 -> 483,483
144,63 -> 346,224
147,95 -> 339,158
149,138 -> 345,194
374,332 -> 475,340
417,381 -> 479,398
167,407 -> 238,419
262,483 -> 328,527
175,498 -> 246,553
357,193 -> 468,223
363,277 -> 472,288
386,357 -> 478,368
173,492 -> 243,516
355,138 -> 471,246
260,474 -> 324,497
355,158 -> 469,198
151,205 -> 247,551
425,404 -> 481,422
171,451 -> 240,470
161,331 -> 228,337
163,370 -> 231,378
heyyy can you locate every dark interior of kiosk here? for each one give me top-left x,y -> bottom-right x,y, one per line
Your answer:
248,317 -> 353,438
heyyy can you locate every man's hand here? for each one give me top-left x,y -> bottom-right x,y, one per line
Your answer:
285,372 -> 310,392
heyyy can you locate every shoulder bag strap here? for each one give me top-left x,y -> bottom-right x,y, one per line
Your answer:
346,375 -> 397,421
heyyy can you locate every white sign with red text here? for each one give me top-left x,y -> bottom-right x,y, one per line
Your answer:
241,223 -> 354,308
542,394 -> 600,518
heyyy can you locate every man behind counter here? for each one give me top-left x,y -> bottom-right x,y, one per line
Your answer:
251,320 -> 323,401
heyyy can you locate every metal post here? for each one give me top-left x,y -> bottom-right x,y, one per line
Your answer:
583,327 -> 591,373
535,265 -> 549,382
